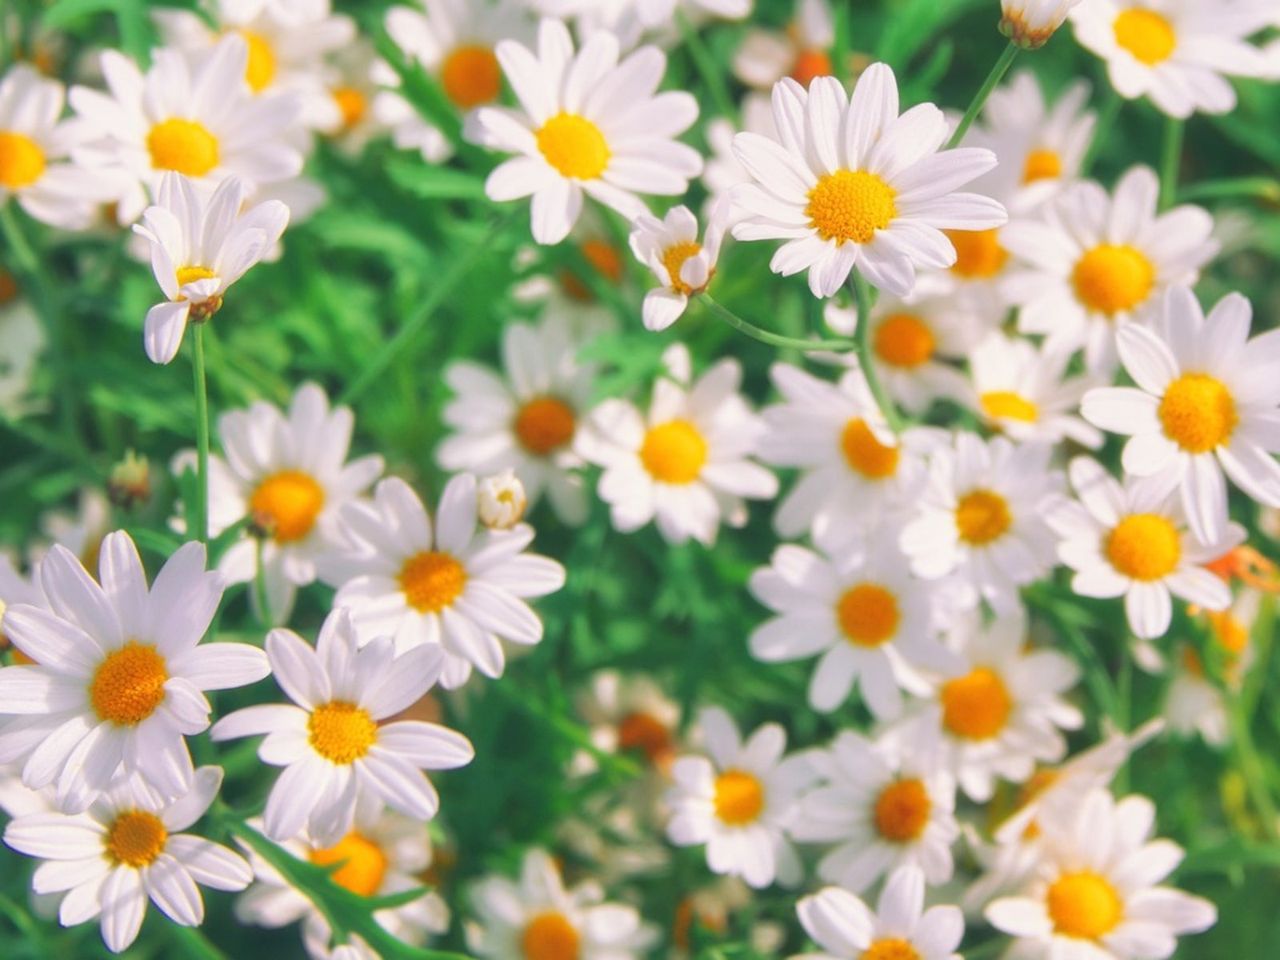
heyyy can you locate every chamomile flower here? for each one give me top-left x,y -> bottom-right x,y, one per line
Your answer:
576,670 -> 681,772
211,609 -> 474,845
900,433 -> 1062,612
986,789 -> 1217,958
629,200 -> 728,331
1163,644 -> 1230,745
1001,0 -> 1086,47
794,867 -> 965,960
0,531 -> 269,812
1004,165 -> 1217,373
2,766 -> 251,953
578,345 -> 778,545
320,474 -> 566,689
132,173 -> 289,364
477,469 -> 529,530
472,18 -> 701,245
437,311 -> 597,525
731,68 -> 1006,298
793,732 -> 959,892
1069,0 -> 1274,118
1082,287 -> 1280,544
733,0 -> 836,91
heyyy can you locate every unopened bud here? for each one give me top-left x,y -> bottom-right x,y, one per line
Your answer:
108,450 -> 151,509
477,470 -> 527,530
999,0 -> 1083,49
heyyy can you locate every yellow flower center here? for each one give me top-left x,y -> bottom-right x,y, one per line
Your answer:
941,666 -> 1013,740
105,810 -> 168,868
1022,148 -> 1063,184
981,391 -> 1039,424
640,420 -> 708,485
1047,871 -> 1124,939
1106,513 -> 1181,581
789,48 -> 834,87
1113,9 -> 1177,66
874,313 -> 936,369
558,239 -> 624,302
440,44 -> 503,109
238,29 -> 277,92
806,170 -> 897,245
840,418 -> 900,479
837,583 -> 901,647
398,550 -> 467,614
1158,373 -> 1238,453
522,911 -> 581,960
175,264 -> 216,299
863,939 -> 922,960
332,87 -> 368,129
946,228 -> 1008,279
1071,244 -> 1155,316
309,831 -> 389,897
955,489 -> 1012,546
1207,609 -> 1249,657
514,396 -> 577,456
873,778 -> 931,842
714,768 -> 765,825
0,132 -> 46,189
661,241 -> 705,296
250,470 -> 326,543
146,118 -> 220,177
536,113 -> 610,180
89,642 -> 169,726
308,701 -> 378,764
617,711 -> 673,765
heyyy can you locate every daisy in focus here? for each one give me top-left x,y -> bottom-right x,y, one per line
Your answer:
732,0 -> 835,91
629,200 -> 728,331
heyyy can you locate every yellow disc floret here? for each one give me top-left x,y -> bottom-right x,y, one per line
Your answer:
806,170 -> 896,245
661,241 -> 705,295
1158,373 -> 1237,453
1106,513 -> 1181,581
332,87 -> 368,129
398,550 -> 467,613
1113,9 -> 1177,66
954,489 -> 1012,546
640,420 -> 708,485
105,810 -> 168,867
714,769 -> 765,825
873,778 -> 931,842
308,701 -> 377,764
250,470 -> 326,543
239,30 -> 277,92
874,313 -> 935,369
837,583 -> 901,647
310,832 -> 389,897
440,44 -> 502,108
1047,871 -> 1124,939
1071,244 -> 1155,316
521,911 -> 581,960
0,132 -> 46,189
941,667 -> 1013,740
841,418 -> 900,479
863,939 -> 922,960
90,642 -> 169,726
536,113 -> 610,180
946,228 -> 1008,279
147,118 -> 220,177
981,391 -> 1039,424
1022,148 -> 1063,184
515,396 -> 577,455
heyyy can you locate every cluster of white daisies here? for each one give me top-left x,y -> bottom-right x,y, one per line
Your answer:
2,0 -> 1280,958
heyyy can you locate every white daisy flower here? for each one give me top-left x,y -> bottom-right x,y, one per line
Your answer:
733,0 -> 836,91
468,847 -> 658,959
793,731 -> 959,892
793,867 -> 965,960
665,706 -> 815,889
437,311 -> 597,525
0,531 -> 269,813
578,345 -> 778,546
471,18 -> 701,245
1163,643 -> 1230,745
1069,0 -> 1274,118
730,67 -> 1006,298
576,669 -> 681,772
628,200 -> 728,332
900,433 -> 1062,612
1081,286 -> 1280,545
477,468 -> 529,530
1002,165 -> 1217,373
2,765 -> 251,953
210,609 -> 474,845
986,789 -> 1217,958
131,172 -> 289,364
635,0 -> 752,29
319,473 -> 566,689
316,40 -> 386,151
1001,0 -> 1086,47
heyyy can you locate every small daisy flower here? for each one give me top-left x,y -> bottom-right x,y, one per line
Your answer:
1082,287 -> 1280,544
578,345 -> 778,545
794,867 -> 965,960
210,609 -> 475,845
629,200 -> 728,332
131,173 -> 289,364
576,669 -> 681,772
477,469 -> 529,530
469,847 -> 658,959
731,68 -> 1006,298
437,311 -> 597,525
1001,0 -> 1086,48
2,766 -> 251,954
319,473 -> 566,689
665,706 -> 815,889
1003,165 -> 1217,373
0,531 -> 269,812
1163,643 -> 1230,745
900,433 -> 1062,612
316,41 -> 385,151
733,0 -> 836,91
1069,0 -> 1274,118
793,732 -> 959,892
986,789 -> 1217,958
472,18 -> 701,245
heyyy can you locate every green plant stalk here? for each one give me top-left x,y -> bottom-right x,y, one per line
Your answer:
1178,176 -> 1280,205
945,41 -> 1019,149
1081,88 -> 1123,175
1229,692 -> 1280,840
1159,117 -> 1184,211
254,537 -> 272,627
700,295 -> 857,353
851,273 -> 904,433
191,324 -> 211,544
677,11 -> 738,126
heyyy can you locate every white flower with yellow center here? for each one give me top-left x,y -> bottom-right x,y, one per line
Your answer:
733,0 -> 836,91
469,847 -> 658,959
0,531 -> 269,813
900,433 -> 1062,612
1069,0 -> 1274,118
2,766 -> 251,953
967,333 -> 1103,448
1002,165 -> 1217,373
320,474 -> 566,689
793,732 -> 959,892
576,669 -> 681,772
437,311 -> 597,525
132,172 -> 289,364
986,789 -> 1217,958
1049,457 -> 1238,639
731,67 -> 1006,298
211,609 -> 474,845
69,35 -> 304,223
793,867 -> 965,960
665,706 -> 816,889
578,345 -> 778,545
1082,286 -> 1280,545
471,18 -> 701,245
629,201 -> 728,332
1001,0 -> 1086,48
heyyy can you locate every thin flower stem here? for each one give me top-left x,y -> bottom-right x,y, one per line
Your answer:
1081,87 -> 1123,175
1229,693 -> 1280,840
852,273 -> 904,433
254,537 -> 272,627
946,41 -> 1020,149
192,323 -> 211,544
1179,176 -> 1280,205
1159,116 -> 1184,211
700,294 -> 856,352
676,10 -> 738,126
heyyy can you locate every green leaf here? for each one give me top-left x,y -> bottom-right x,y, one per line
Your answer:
385,157 -> 489,201
125,526 -> 184,560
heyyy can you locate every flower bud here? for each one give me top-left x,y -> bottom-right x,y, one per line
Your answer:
999,0 -> 1083,49
108,450 -> 151,510
477,470 -> 527,530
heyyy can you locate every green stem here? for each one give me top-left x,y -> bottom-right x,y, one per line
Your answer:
700,294 -> 857,353
1081,87 -> 1123,176
1229,692 -> 1280,840
254,536 -> 272,626
946,41 -> 1019,149
192,323 -> 210,544
851,273 -> 904,433
1178,176 -> 1280,205
1159,117 -> 1184,211
676,10 -> 738,126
